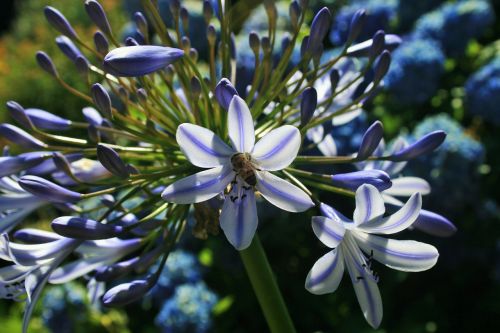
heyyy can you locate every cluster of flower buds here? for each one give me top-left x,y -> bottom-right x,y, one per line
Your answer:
0,0 -> 455,331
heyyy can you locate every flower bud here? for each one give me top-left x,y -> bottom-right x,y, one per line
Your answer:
180,7 -> 189,32
373,50 -> 391,83
97,144 -> 130,179
75,56 -> 89,77
331,170 -> 392,191
23,108 -> 71,131
93,31 -> 109,55
300,87 -> 317,127
306,7 -> 331,54
189,48 -> 198,62
133,12 -> 148,36
356,121 -> 383,160
125,37 -> 140,46
91,83 -> 112,119
7,101 -> 32,128
0,124 -> 46,149
249,31 -> 260,55
346,9 -> 366,46
102,276 -> 154,307
289,1 -> 301,29
44,6 -> 78,40
388,131 -> 446,162
203,0 -> 213,23
368,30 -> 385,60
13,228 -> 62,243
347,34 -> 402,57
103,46 -> 184,77
261,37 -> 271,54
55,35 -> 86,63
84,0 -> 112,36
52,216 -> 123,239
82,107 -> 104,125
329,69 -> 340,94
215,78 -> 238,110
95,256 -> 139,282
19,175 -> 82,203
207,24 -> 217,46
412,209 -> 457,237
36,51 -> 58,77
190,76 -> 202,98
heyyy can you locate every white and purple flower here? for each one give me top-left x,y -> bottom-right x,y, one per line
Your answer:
162,95 -> 314,250
305,184 -> 438,328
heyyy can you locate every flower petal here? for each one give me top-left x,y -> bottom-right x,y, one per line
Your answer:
227,96 -> 255,152
176,123 -> 234,168
317,134 -> 338,157
161,166 -> 234,204
358,193 -> 421,234
353,232 -> 439,272
353,184 -> 385,226
384,177 -> 430,197
219,189 -> 258,250
305,247 -> 344,294
252,125 -> 301,171
256,171 -> 314,212
311,216 -> 345,248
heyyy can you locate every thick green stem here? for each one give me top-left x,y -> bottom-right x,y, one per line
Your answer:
240,236 -> 297,333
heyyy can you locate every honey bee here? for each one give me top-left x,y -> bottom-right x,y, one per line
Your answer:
231,152 -> 257,186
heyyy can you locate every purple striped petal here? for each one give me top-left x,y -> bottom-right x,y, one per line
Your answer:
384,177 -> 430,197
353,232 -> 439,272
255,171 -> 314,212
412,209 -> 457,237
311,216 -> 345,248
227,96 -> 255,153
359,193 -> 421,234
219,187 -> 258,250
353,184 -> 385,226
252,125 -> 301,171
176,123 -> 234,168
305,247 -> 344,294
161,166 -> 235,204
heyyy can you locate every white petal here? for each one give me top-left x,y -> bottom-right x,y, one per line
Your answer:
317,134 -> 337,157
384,177 -> 430,197
49,255 -> 115,284
311,216 -> 345,248
219,190 -> 258,250
331,108 -> 363,126
353,232 -> 439,272
176,123 -> 234,168
161,166 -> 235,204
0,265 -> 33,283
358,193 -> 421,234
343,239 -> 383,329
305,247 -> 344,294
252,125 -> 301,171
353,184 -> 385,226
306,125 -> 324,144
256,171 -> 314,212
227,96 -> 255,152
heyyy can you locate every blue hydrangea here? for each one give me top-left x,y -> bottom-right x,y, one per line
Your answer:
331,112 -> 368,156
385,38 -> 445,105
465,58 -> 500,125
42,282 -> 87,333
396,0 -> 444,31
413,0 -> 495,57
155,282 -> 218,333
405,114 -> 485,215
329,0 -> 398,46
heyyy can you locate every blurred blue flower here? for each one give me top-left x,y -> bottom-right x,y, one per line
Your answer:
396,0 -> 444,31
465,58 -> 500,125
42,282 -> 87,333
329,0 -> 398,46
385,38 -> 445,105
405,114 -> 485,215
155,281 -> 218,333
413,0 -> 495,57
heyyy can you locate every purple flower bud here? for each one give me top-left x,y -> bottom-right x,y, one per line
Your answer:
289,1 -> 301,29
331,170 -> 392,191
329,69 -> 340,93
261,37 -> 271,54
94,31 -> 109,55
215,78 -> 238,110
102,276 -> 154,307
300,87 -> 317,127
24,108 -> 72,131
0,153 -> 48,178
190,77 -> 202,97
373,50 -> 391,83
36,51 -> 58,77
300,36 -> 309,59
346,34 -> 402,57
97,144 -> 130,179
84,0 -> 112,36
52,152 -> 74,175
346,9 -> 366,46
306,7 -> 331,54
6,101 -> 32,128
55,35 -> 86,63
95,256 -> 139,282
14,228 -> 62,243
412,209 -> 457,237
203,0 -> 213,22
368,30 -> 385,59
125,37 -> 140,46
25,153 -> 83,175
103,46 -> 184,77
207,25 -> 217,45
52,216 -> 123,239
75,56 -> 89,77
357,121 -> 383,160
249,31 -> 260,54
18,175 -> 82,203
44,6 -> 78,40
0,124 -> 46,149
82,107 -> 104,125
133,12 -> 148,35
389,131 -> 446,162
91,83 -> 112,118
281,34 -> 291,54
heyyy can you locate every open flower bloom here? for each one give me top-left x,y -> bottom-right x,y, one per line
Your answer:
162,95 -> 314,250
305,184 -> 438,328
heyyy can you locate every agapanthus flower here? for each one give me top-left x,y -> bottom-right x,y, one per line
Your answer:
162,95 -> 314,249
306,184 -> 438,328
